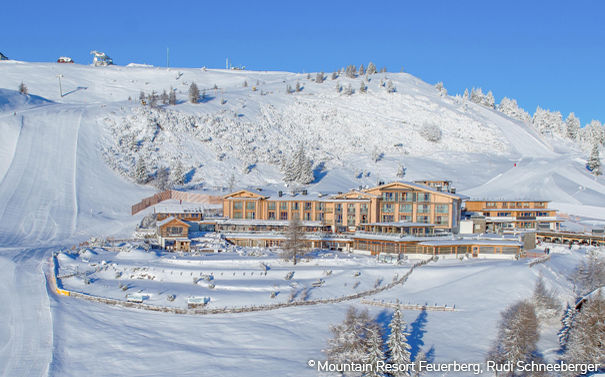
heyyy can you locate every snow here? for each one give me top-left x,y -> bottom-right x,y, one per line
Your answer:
0,61 -> 604,375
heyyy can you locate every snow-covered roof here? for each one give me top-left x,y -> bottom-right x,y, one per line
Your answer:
419,239 -> 522,247
215,219 -> 324,227
366,180 -> 469,200
156,217 -> 190,227
223,232 -> 351,241
353,233 -> 452,242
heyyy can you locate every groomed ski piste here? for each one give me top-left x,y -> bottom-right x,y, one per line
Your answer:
0,60 -> 604,376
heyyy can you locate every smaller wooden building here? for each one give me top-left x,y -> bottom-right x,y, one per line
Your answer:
156,217 -> 191,251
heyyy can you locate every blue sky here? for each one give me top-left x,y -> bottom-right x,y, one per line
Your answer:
2,0 -> 604,124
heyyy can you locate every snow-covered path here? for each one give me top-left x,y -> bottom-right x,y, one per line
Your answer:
0,248 -> 53,377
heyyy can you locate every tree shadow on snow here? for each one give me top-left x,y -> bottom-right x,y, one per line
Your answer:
408,308 -> 432,361
312,162 -> 327,184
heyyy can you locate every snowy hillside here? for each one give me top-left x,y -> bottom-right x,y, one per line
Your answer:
1,60 -> 604,247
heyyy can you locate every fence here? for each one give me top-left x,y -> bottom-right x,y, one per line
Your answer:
50,256 -> 436,316
131,190 -> 223,215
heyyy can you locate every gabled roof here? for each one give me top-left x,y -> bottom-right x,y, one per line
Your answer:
157,216 -> 191,228
364,181 -> 467,200
222,189 -> 268,200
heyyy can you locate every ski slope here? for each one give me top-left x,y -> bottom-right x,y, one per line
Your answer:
0,61 -> 604,376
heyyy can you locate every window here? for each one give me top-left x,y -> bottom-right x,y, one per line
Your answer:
382,192 -> 394,201
292,202 -> 299,210
315,213 -> 324,221
382,203 -> 394,213
381,215 -> 394,222
268,202 -> 276,210
336,214 -> 342,224
417,193 -> 431,202
417,215 -> 429,223
347,214 -> 356,226
435,204 -> 449,213
399,204 -> 412,213
268,211 -> 276,220
233,211 -> 242,219
246,212 -> 255,219
280,211 -> 288,220
435,216 -> 448,225
417,204 -> 431,213
304,212 -> 311,220
401,192 -> 415,202
335,204 -> 342,212
348,203 -> 356,214
360,204 -> 368,214
304,202 -> 312,210
246,202 -> 255,210
399,215 -> 412,222
280,202 -> 287,210
360,215 -> 368,223
233,201 -> 243,210
486,202 -> 497,208
316,202 -> 325,211
167,226 -> 182,235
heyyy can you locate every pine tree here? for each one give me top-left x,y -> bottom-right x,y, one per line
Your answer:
386,80 -> 396,93
562,293 -> 605,372
161,90 -> 169,105
227,173 -> 236,192
363,323 -> 386,377
316,72 -> 324,83
565,113 -> 580,141
147,90 -> 158,108
463,88 -> 469,101
387,306 -> 412,376
155,166 -> 171,191
485,91 -> 495,108
367,62 -> 377,75
336,82 -> 342,93
325,307 -> 373,368
498,97 -> 531,123
396,164 -> 406,178
139,91 -> 146,104
171,162 -> 186,186
295,81 -> 301,92
587,143 -> 602,176
359,81 -> 367,93
18,82 -> 28,95
168,88 -> 177,105
188,82 -> 200,103
135,158 -> 148,184
283,146 -> 314,184
359,64 -> 365,76
344,83 -> 354,96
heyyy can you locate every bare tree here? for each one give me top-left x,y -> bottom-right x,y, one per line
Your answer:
325,306 -> 373,369
155,166 -> 171,191
532,276 -> 561,321
282,216 -> 305,265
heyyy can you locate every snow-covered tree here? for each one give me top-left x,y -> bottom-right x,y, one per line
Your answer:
532,276 -> 561,321
147,91 -> 159,108
367,62 -> 377,75
435,82 -> 447,96
295,81 -> 302,92
587,143 -> 602,176
363,323 -> 386,377
171,162 -> 186,186
463,88 -> 469,101
420,123 -> 442,142
387,306 -> 412,376
135,158 -> 149,184
498,97 -> 531,123
583,119 -> 605,146
562,293 -> 605,373
155,166 -> 171,191
316,72 -> 324,83
283,146 -> 314,184
565,113 -> 580,141
470,88 -> 484,104
331,71 -> 338,80
532,106 -> 564,136
380,66 -> 387,73
358,64 -> 365,76
227,173 -> 236,192
344,83 -> 354,96
386,80 -> 396,93
346,64 -> 357,78
485,90 -> 495,108
325,307 -> 373,373
396,164 -> 406,178
188,82 -> 200,104
359,81 -> 367,93
336,82 -> 342,93
18,82 -> 27,95
168,88 -> 177,105
487,300 -> 540,375
573,250 -> 605,294
286,84 -> 293,94
161,90 -> 169,105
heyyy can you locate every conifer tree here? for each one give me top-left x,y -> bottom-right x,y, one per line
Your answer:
18,82 -> 28,95
135,158 -> 148,184
331,71 -> 338,80
283,146 -> 314,184
326,307 -> 373,368
363,323 -> 386,377
367,62 -> 377,75
188,82 -> 200,103
161,90 -> 169,105
139,91 -> 146,104
316,72 -> 324,83
396,164 -> 406,178
565,113 -> 580,140
587,143 -> 602,176
168,88 -> 177,105
463,88 -> 469,101
532,276 -> 560,321
171,162 -> 186,186
359,63 -> 365,76
387,306 -> 412,376
558,303 -> 576,349
295,81 -> 301,92
359,81 -> 367,93
386,80 -> 396,93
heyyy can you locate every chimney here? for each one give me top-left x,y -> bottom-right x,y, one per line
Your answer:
378,180 -> 385,186
278,191 -> 283,197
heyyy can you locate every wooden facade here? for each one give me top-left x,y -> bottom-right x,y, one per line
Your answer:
156,217 -> 191,251
222,181 -> 464,233
464,200 -> 560,232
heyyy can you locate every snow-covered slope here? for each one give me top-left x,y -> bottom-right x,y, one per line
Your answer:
1,60 -> 604,247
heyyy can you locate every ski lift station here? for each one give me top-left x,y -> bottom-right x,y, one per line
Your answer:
90,51 -> 113,66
